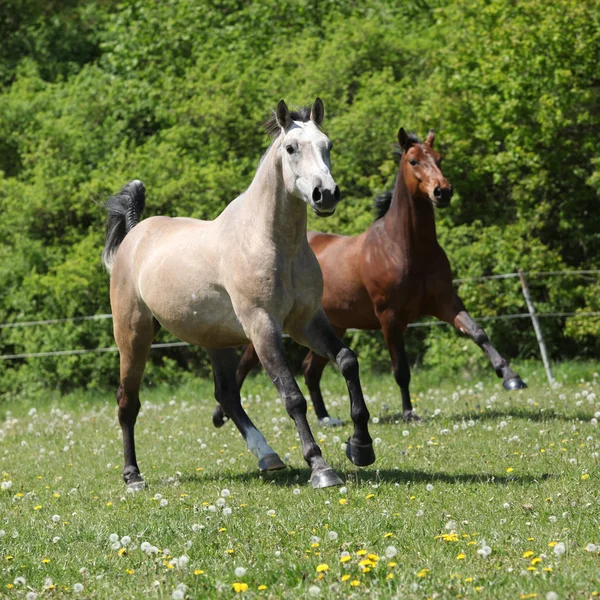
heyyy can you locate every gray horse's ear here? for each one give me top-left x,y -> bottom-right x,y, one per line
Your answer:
425,129 -> 435,148
310,98 -> 325,126
398,127 -> 413,151
276,100 -> 291,131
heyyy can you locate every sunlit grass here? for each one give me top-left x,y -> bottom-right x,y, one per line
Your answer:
1,362 -> 599,598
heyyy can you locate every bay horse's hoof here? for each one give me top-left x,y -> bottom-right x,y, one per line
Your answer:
212,406 -> 229,428
258,453 -> 287,472
345,438 -> 376,467
311,469 -> 344,489
402,410 -> 421,422
503,376 -> 527,391
318,416 -> 344,427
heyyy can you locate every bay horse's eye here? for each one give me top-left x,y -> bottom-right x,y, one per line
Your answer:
286,145 -> 295,155
409,159 -> 419,166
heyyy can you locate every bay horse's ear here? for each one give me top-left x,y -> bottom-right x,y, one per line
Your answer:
425,129 -> 435,148
276,99 -> 292,131
398,127 -> 413,151
310,98 -> 325,126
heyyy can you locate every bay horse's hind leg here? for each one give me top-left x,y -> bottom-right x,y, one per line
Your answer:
302,350 -> 344,426
114,313 -> 159,491
212,344 -> 260,428
207,348 -> 285,472
378,310 -> 419,421
438,297 -> 527,390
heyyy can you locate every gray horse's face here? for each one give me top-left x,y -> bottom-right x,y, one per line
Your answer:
276,99 -> 340,217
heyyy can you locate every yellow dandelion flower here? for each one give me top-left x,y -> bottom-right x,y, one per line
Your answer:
582,474 -> 590,480
227,549 -> 234,554
316,564 -> 329,573
34,505 -> 42,510
548,541 -> 558,548
16,493 -> 23,498
387,573 -> 394,579
311,542 -> 320,548
417,569 -> 429,578
6,584 -> 14,589
42,558 -> 50,564
456,553 -> 466,560
520,594 -> 537,599
366,493 -> 375,499
106,502 -> 112,507
126,569 -> 135,574
384,533 -> 393,538
543,567 -> 552,572
339,498 -> 347,505
341,574 -> 351,582
475,586 -> 484,592
194,569 -> 204,575
232,582 -> 248,593
53,493 -> 60,498
522,550 -> 534,558
350,580 -> 360,587
506,468 -> 514,473
219,528 -> 227,533
340,555 -> 351,563
6,556 -> 14,560
258,585 -> 267,591
118,548 -> 127,556
356,550 -> 367,556
367,553 -> 380,562
527,566 -> 537,571
388,562 -> 397,568
531,557 -> 542,565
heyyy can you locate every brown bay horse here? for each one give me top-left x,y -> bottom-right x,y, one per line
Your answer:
216,127 -> 526,426
103,99 -> 374,490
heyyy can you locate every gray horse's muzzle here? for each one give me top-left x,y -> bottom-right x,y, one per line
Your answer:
311,185 -> 340,217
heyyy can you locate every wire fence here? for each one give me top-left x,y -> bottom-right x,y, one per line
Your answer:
1,269 -> 599,366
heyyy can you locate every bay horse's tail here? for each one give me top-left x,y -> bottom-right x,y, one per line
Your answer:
101,180 -> 146,274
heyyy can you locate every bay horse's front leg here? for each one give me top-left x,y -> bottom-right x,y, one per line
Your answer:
290,311 -> 375,468
207,348 -> 285,472
302,350 -> 344,426
378,310 -> 419,421
438,297 -> 527,390
249,314 -> 343,488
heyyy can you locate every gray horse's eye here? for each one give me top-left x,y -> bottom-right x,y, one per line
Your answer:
286,145 -> 295,155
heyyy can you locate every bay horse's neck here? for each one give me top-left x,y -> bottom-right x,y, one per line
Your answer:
244,142 -> 307,254
383,166 -> 438,264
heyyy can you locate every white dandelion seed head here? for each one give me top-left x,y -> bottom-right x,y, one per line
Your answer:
402,430 -> 409,437
1,480 -> 12,490
553,542 -> 566,556
585,543 -> 597,552
385,545 -> 398,558
223,507 -> 232,516
549,515 -> 557,523
120,536 -> 131,546
207,505 -> 217,512
546,593 -> 559,600
309,585 -> 321,596
51,514 -> 60,523
426,484 -> 434,492
191,524 -> 203,533
266,509 -> 276,517
221,488 -> 231,497
111,541 -> 121,550
310,536 -> 321,544
73,583 -> 84,593
141,541 -> 151,552
328,531 -> 338,541
79,567 -> 89,576
293,488 -> 301,495
160,498 -> 169,507
235,566 -> 247,577
339,486 -> 347,494
52,536 -> 61,544
416,510 -> 424,517
43,578 -> 54,589
172,591 -> 184,600
216,498 -> 226,507
503,503 -> 510,509
178,555 -> 190,568
26,593 -> 38,600
13,576 -> 26,586
0,530 -> 4,537
109,533 -> 119,543
153,493 -> 162,501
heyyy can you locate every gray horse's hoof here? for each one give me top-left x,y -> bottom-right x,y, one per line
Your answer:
126,480 -> 146,492
345,438 -> 376,467
503,376 -> 527,391
318,416 -> 344,427
212,406 -> 229,428
311,469 -> 344,489
258,453 -> 287,472
402,410 -> 421,422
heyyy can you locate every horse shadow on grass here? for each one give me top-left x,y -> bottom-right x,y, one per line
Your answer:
179,466 -> 558,488
376,406 -> 593,425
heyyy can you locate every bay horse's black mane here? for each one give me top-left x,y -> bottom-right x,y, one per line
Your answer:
373,134 -> 420,220
264,106 -> 312,137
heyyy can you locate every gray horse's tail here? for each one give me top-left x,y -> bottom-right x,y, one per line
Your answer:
102,179 -> 146,274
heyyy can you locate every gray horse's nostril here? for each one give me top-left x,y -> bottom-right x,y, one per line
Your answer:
334,185 -> 340,202
312,188 -> 322,202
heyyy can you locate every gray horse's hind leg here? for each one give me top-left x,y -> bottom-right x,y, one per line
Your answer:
113,314 -> 159,491
207,348 -> 285,472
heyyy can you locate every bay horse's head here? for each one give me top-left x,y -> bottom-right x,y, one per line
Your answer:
270,98 -> 340,218
398,128 -> 453,208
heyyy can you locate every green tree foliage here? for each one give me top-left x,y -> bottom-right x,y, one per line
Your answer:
0,0 -> 598,398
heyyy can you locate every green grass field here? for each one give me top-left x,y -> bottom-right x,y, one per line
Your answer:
1,362 -> 599,599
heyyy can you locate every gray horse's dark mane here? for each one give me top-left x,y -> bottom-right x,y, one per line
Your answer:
263,105 -> 312,137
373,135 -> 421,220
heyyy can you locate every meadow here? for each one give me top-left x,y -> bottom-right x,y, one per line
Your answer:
1,362 -> 599,599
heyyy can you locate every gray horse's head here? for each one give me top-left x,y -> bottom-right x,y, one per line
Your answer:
273,98 -> 340,217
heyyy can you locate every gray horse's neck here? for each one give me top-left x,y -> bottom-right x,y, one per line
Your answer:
243,140 -> 308,256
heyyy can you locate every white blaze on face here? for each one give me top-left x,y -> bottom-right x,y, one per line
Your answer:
280,121 -> 335,209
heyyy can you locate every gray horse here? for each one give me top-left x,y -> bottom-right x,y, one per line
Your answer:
102,99 -> 375,490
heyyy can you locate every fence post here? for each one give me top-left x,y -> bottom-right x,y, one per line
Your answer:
518,270 -> 555,386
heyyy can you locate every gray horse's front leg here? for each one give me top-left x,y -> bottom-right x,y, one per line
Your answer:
207,348 -> 285,472
249,314 -> 343,488
290,311 -> 375,468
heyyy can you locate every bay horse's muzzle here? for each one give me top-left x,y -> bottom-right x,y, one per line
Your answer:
433,185 -> 453,208
312,184 -> 340,217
